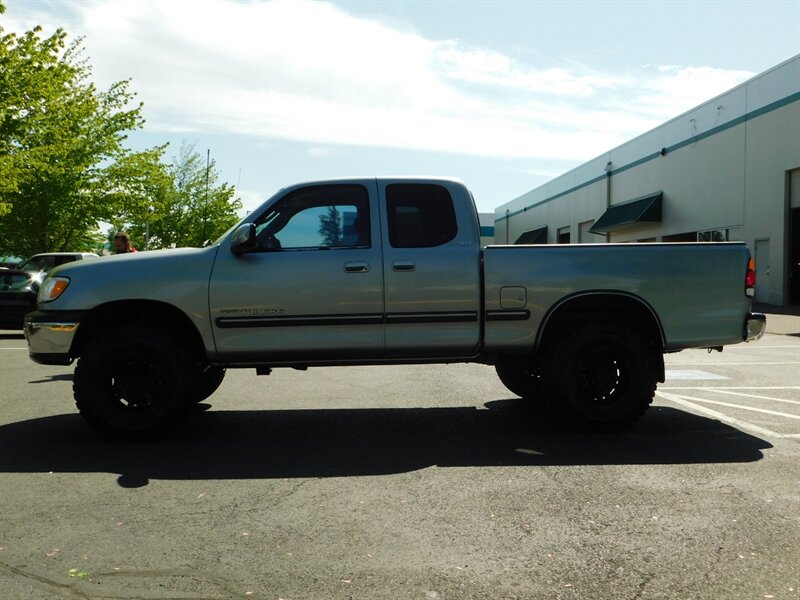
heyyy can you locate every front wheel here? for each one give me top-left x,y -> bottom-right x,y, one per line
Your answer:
495,356 -> 545,400
189,364 -> 226,404
547,325 -> 657,430
73,326 -> 195,438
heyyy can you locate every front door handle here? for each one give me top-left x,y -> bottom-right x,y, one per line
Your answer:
344,262 -> 370,273
392,261 -> 416,272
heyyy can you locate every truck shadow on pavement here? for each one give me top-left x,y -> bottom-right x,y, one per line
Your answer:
0,400 -> 772,488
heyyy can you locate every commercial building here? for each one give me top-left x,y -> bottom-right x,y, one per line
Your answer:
478,213 -> 495,247
494,55 -> 800,306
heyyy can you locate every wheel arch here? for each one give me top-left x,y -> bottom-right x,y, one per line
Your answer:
536,291 -> 666,380
70,300 -> 208,362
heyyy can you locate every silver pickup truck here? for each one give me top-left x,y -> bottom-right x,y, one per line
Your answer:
25,177 -> 766,437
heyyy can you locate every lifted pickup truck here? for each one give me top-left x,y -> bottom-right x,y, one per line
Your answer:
25,178 -> 765,437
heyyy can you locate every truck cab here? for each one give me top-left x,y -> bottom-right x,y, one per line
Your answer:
210,178 -> 483,364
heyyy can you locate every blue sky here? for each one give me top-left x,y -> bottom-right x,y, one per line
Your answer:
3,0 -> 799,214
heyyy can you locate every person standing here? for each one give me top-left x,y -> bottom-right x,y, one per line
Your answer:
113,232 -> 138,254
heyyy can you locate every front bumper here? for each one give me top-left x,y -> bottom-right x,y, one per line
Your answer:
744,312 -> 766,342
24,310 -> 85,365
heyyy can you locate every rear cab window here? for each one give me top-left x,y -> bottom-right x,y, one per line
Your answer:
385,184 -> 457,248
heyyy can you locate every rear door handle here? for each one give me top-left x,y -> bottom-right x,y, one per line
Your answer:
392,261 -> 416,272
344,262 -> 370,273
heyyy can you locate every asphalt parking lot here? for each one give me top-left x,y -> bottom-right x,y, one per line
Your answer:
0,311 -> 798,600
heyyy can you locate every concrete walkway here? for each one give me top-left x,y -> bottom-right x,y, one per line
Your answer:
753,302 -> 800,336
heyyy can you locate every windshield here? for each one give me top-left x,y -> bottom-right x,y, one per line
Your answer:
20,256 -> 53,271
20,255 -> 83,272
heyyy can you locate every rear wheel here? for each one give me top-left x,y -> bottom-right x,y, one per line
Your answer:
73,325 -> 194,438
547,324 -> 657,430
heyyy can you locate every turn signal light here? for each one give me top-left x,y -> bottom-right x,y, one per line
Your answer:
39,277 -> 70,302
745,258 -> 756,297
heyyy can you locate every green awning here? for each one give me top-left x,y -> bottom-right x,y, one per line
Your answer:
589,192 -> 663,234
514,226 -> 548,244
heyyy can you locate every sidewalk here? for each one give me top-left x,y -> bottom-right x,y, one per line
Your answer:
753,303 -> 800,336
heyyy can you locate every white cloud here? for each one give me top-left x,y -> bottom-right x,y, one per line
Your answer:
236,188 -> 269,216
631,66 -> 754,118
433,43 -> 622,97
3,0 -> 757,162
308,147 -> 336,158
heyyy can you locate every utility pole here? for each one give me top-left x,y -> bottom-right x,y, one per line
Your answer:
203,149 -> 210,245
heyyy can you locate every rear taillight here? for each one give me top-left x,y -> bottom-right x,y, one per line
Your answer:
745,257 -> 756,297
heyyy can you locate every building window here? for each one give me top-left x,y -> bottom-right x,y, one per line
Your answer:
558,226 -> 570,244
662,231 -> 698,243
698,229 -> 729,242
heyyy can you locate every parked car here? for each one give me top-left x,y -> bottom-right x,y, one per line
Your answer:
17,252 -> 99,273
0,268 -> 42,329
0,256 -> 23,269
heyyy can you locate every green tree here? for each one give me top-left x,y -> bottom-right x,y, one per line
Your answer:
0,16 -> 163,257
319,206 -> 341,246
112,142 -> 242,249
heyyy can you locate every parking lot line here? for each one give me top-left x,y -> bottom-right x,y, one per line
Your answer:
700,388 -> 800,405
656,390 -> 800,439
664,369 -> 729,380
660,386 -> 800,389
724,345 -> 800,349
668,361 -> 798,366
661,393 -> 800,420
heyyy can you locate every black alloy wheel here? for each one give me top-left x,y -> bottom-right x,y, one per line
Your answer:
74,326 -> 194,438
548,324 -> 656,430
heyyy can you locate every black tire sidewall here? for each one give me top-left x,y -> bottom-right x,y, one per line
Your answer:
549,325 -> 655,429
191,365 -> 226,404
74,327 -> 193,436
495,359 -> 543,399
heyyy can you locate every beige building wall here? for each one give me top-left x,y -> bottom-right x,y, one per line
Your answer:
743,102 -> 800,304
495,55 -> 800,305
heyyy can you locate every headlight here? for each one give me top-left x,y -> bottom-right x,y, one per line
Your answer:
38,277 -> 70,303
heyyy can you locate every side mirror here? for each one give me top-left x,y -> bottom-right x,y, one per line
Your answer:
230,223 -> 257,255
